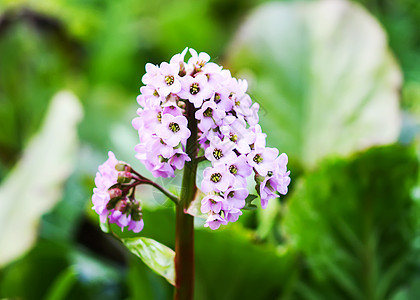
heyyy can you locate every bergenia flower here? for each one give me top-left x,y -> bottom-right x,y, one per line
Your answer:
127,47 -> 291,231
204,213 -> 228,230
201,194 -> 225,214
92,151 -> 144,233
178,74 -> 213,108
204,136 -> 237,165
156,113 -> 191,147
247,147 -> 279,176
195,100 -> 225,132
152,62 -> 182,96
201,164 -> 235,193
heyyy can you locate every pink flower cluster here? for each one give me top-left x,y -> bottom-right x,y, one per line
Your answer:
132,48 -> 291,230
92,151 -> 144,233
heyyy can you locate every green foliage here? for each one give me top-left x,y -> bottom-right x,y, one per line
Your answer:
0,17 -> 78,171
0,239 -> 127,300
194,227 -> 298,300
122,237 -> 176,286
0,92 -> 82,267
227,0 -> 402,169
283,145 -> 419,299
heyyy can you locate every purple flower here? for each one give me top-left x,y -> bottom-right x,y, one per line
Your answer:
212,87 -> 233,112
135,150 -> 175,178
195,100 -> 225,132
246,102 -> 260,126
169,149 -> 191,170
162,103 -> 183,117
259,153 -> 291,208
170,47 -> 188,70
198,128 -> 221,150
156,113 -> 191,147
200,62 -> 224,87
204,136 -> 237,166
259,176 -> 278,209
249,125 -> 267,149
233,93 -> 252,118
178,74 -> 213,108
271,153 -> 291,195
150,137 -> 175,159
152,62 -> 182,96
201,194 -> 224,214
187,48 -> 210,70
227,155 -> 252,185
128,218 -> 145,233
92,151 -> 119,217
229,78 -> 248,102
224,207 -> 242,223
201,164 -> 235,193
108,199 -> 144,233
92,152 -> 144,233
137,86 -> 162,108
223,187 -> 248,210
220,117 -> 253,154
132,106 -> 161,132
142,63 -> 160,86
204,213 -> 228,230
150,161 -> 175,178
247,147 -> 279,176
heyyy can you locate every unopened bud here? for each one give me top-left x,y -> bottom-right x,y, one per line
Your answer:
115,198 -> 129,213
254,173 -> 265,185
127,201 -> 142,221
131,209 -> 142,222
108,188 -> 122,200
115,162 -> 128,172
177,100 -> 186,109
118,171 -> 132,183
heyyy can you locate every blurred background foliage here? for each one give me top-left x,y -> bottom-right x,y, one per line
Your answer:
0,0 -> 419,299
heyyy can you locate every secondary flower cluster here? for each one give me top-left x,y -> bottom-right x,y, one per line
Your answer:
132,47 -> 291,230
92,151 -> 144,233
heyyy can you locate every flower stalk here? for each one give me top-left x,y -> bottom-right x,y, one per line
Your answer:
174,101 -> 197,300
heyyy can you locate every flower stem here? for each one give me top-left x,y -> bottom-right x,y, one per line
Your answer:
142,180 -> 180,205
174,101 -> 198,300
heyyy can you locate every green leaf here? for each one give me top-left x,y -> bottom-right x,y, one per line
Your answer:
283,145 -> 418,298
122,237 -> 175,286
227,0 -> 402,168
194,227 -> 298,300
245,194 -> 258,203
242,194 -> 258,210
0,91 -> 83,267
44,267 -> 77,300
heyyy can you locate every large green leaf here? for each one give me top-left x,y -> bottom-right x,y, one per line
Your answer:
0,91 -> 83,267
227,0 -> 402,168
194,227 -> 298,300
122,237 -> 175,286
0,239 -> 127,300
283,145 -> 418,299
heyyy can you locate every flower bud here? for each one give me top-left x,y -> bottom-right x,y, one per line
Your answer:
115,198 -> 129,213
115,162 -> 128,172
254,173 -> 265,185
131,206 -> 143,221
117,171 -> 132,183
108,188 -> 122,200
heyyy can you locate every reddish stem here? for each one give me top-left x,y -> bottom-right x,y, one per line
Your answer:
174,101 -> 197,300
